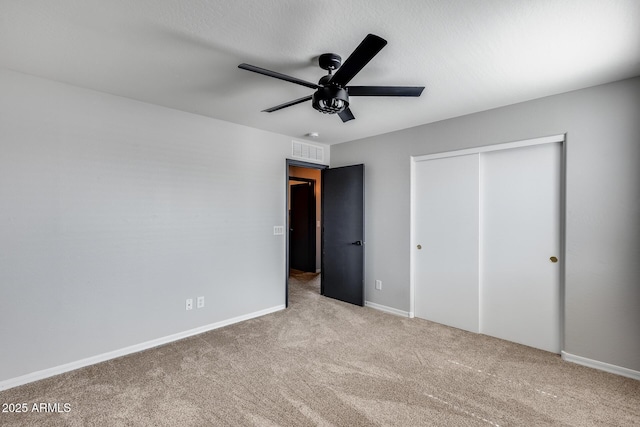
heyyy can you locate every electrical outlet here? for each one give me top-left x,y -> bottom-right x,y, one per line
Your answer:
375,280 -> 382,290
197,296 -> 205,308
186,298 -> 193,310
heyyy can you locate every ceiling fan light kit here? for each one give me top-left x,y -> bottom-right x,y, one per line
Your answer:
238,34 -> 425,123
312,86 -> 349,114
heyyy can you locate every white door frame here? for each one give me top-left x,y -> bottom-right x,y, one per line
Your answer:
409,134 -> 566,345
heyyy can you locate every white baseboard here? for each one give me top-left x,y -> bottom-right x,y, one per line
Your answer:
365,301 -> 410,317
0,304 -> 286,392
561,351 -> 640,380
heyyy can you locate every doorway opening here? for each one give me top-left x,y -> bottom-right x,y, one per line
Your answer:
289,177 -> 316,273
286,160 -> 326,307
285,160 -> 366,308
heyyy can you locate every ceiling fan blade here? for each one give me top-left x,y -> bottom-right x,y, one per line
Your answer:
238,63 -> 319,89
262,95 -> 313,113
338,108 -> 355,123
330,34 -> 387,87
347,86 -> 425,97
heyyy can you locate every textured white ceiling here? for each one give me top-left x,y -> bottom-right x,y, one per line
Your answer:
1,0 -> 639,144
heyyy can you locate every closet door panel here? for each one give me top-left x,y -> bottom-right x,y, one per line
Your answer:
414,154 -> 479,333
480,143 -> 562,353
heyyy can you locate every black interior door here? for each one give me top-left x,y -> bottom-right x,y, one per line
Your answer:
290,182 -> 316,272
321,164 -> 365,306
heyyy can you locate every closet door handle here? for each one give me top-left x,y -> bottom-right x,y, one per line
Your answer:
351,240 -> 363,246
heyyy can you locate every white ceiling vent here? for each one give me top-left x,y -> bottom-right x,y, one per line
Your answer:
292,140 -> 324,163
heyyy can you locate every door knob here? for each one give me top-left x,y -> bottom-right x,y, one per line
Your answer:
351,240 -> 363,246
417,244 -> 422,250
550,256 -> 558,263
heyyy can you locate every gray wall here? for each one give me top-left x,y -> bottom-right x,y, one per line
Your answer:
0,69 -> 329,383
331,77 -> 640,372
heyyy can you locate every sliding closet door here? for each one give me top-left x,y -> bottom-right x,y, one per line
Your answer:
480,143 -> 562,353
414,154 -> 479,333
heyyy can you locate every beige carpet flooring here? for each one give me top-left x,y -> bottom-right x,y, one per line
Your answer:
1,271 -> 639,426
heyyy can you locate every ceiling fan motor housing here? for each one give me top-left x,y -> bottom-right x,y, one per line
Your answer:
312,86 -> 349,114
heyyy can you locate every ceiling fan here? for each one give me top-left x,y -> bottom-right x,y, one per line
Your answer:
238,34 -> 425,123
